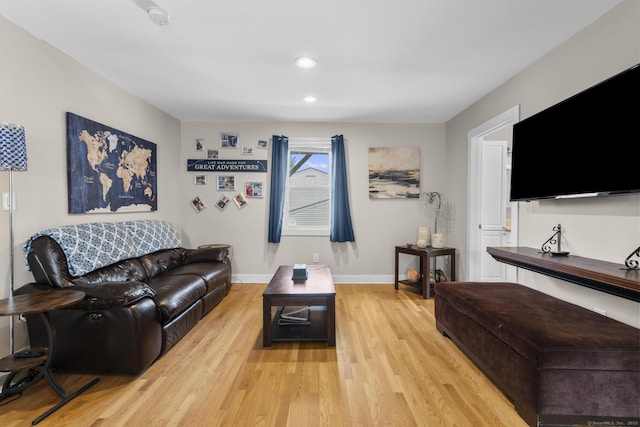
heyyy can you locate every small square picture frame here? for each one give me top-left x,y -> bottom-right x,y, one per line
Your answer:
234,193 -> 248,209
217,175 -> 235,191
207,149 -> 219,159
191,196 -> 207,213
242,146 -> 254,156
221,133 -> 238,148
194,175 -> 207,185
257,139 -> 269,149
245,182 -> 263,198
216,195 -> 230,211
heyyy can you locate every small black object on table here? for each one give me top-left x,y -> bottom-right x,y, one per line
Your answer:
0,289 -> 99,425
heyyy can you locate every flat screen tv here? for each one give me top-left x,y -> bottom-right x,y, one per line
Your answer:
510,63 -> 640,201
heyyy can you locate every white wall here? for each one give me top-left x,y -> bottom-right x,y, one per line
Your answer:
0,16 -> 182,355
179,122 -> 446,283
444,0 -> 639,327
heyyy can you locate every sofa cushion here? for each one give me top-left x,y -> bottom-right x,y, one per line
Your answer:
139,249 -> 183,279
147,274 -> 207,322
435,282 -> 640,371
182,246 -> 230,264
71,259 -> 148,286
25,236 -> 76,287
170,263 -> 230,294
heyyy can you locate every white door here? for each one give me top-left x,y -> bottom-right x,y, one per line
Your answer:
467,105 -> 519,282
479,140 -> 510,281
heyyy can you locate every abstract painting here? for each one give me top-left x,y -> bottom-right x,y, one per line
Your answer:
368,146 -> 420,199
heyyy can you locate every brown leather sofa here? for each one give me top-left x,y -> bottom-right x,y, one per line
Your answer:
435,281 -> 640,426
17,221 -> 231,375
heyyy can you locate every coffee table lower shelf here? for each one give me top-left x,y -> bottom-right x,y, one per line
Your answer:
270,306 -> 328,342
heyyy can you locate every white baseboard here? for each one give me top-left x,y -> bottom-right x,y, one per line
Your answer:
232,274 -> 396,284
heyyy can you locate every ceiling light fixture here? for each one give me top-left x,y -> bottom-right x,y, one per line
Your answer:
148,7 -> 171,26
295,56 -> 317,69
303,96 -> 318,103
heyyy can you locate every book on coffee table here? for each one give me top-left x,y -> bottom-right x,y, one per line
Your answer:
278,306 -> 311,325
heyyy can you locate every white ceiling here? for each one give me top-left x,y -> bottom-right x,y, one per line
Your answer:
0,0 -> 623,123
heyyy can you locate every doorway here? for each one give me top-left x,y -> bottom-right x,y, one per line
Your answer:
467,105 -> 520,282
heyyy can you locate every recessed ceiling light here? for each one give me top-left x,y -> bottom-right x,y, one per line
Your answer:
295,56 -> 317,69
303,96 -> 318,103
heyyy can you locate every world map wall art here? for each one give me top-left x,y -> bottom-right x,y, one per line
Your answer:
66,112 -> 157,213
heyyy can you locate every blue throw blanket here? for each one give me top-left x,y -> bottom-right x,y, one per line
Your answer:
24,220 -> 182,277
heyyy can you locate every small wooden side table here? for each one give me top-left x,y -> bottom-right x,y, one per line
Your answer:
395,245 -> 456,299
0,289 -> 99,425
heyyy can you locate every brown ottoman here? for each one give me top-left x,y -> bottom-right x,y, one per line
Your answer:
434,281 -> 640,426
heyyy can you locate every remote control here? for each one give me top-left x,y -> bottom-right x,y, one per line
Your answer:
13,348 -> 46,358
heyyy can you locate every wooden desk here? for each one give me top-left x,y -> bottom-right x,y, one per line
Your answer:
0,290 -> 99,425
395,245 -> 456,299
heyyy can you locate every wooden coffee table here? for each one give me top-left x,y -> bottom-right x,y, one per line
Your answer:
262,265 -> 336,347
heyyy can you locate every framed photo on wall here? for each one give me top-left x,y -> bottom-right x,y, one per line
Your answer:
221,133 -> 238,148
194,175 -> 207,185
245,182 -> 263,198
191,196 -> 207,213
216,195 -> 230,211
234,193 -> 248,209
217,175 -> 235,191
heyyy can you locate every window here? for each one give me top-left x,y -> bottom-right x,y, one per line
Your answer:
268,134 -> 353,243
282,139 -> 331,236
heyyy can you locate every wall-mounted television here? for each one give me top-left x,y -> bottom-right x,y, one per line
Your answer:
510,63 -> 639,201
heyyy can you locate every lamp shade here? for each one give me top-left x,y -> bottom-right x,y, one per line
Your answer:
0,123 -> 27,171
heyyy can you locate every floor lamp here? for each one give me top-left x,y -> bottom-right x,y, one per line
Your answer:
0,123 -> 27,355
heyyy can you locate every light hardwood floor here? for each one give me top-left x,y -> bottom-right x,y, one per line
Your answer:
0,283 -> 528,426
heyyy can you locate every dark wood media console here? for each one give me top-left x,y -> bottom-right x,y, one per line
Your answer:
487,246 -> 640,302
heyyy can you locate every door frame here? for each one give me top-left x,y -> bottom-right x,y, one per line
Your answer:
467,105 -> 520,281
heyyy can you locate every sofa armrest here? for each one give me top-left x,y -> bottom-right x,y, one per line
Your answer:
16,281 -> 156,310
182,246 -> 230,264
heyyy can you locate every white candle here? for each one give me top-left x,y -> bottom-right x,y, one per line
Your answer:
432,233 -> 445,248
417,226 -> 431,247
